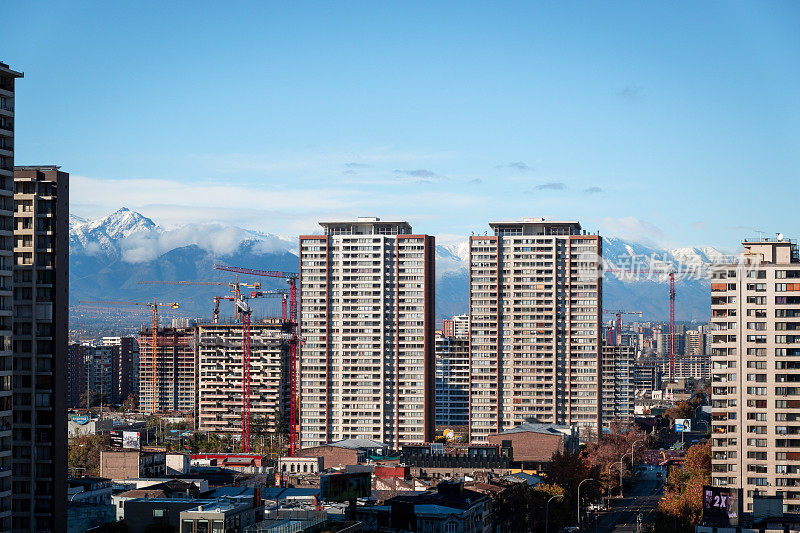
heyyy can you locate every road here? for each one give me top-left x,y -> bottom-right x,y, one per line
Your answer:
591,467 -> 664,533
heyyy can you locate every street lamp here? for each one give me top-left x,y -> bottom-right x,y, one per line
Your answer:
577,478 -> 596,532
619,452 -> 632,497
630,437 -> 646,469
546,494 -> 563,533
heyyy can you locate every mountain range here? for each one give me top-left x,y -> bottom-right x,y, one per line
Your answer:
70,208 -> 726,332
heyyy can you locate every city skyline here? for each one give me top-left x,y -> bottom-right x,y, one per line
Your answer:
5,2 -> 800,249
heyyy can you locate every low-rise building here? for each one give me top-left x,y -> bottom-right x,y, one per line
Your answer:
278,457 -> 323,476
100,449 -> 166,479
485,422 -> 577,472
190,454 -> 272,474
179,495 -> 265,532
295,438 -> 386,469
357,481 -> 492,533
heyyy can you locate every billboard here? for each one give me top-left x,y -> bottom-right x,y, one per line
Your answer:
70,415 -> 89,425
675,419 -> 691,433
122,431 -> 141,450
320,472 -> 371,502
702,486 -> 741,526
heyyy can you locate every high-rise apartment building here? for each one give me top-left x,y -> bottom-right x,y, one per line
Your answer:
12,165 -> 68,532
601,343 -> 635,427
86,344 -> 114,406
197,320 -> 289,436
468,218 -> 602,441
710,238 -> 800,512
299,218 -> 435,448
442,314 -> 469,339
434,335 -> 470,429
66,344 -> 86,408
0,61 -> 21,533
101,336 -> 139,405
138,327 -> 197,414
686,329 -> 708,356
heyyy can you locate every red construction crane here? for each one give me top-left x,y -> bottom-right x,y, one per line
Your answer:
602,309 -> 643,346
669,271 -> 676,381
214,288 -> 288,452
77,299 -> 179,413
603,266 -> 678,381
214,264 -> 301,456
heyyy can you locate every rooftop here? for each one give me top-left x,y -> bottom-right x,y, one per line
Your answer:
0,62 -> 23,77
496,421 -> 574,436
327,438 -> 386,450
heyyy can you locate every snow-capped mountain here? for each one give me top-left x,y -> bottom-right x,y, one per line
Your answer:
70,207 -> 159,258
69,208 -> 725,328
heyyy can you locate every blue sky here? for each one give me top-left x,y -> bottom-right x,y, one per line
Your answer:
5,1 -> 800,248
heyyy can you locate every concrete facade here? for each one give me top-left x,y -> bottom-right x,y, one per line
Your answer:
197,320 -> 288,436
100,450 -> 166,480
601,343 -> 635,428
468,219 -> 602,440
435,335 -> 470,429
711,238 -> 800,512
12,165 -> 69,533
138,327 -> 197,414
299,218 -> 435,448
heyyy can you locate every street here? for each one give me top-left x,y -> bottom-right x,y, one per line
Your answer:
591,466 -> 664,533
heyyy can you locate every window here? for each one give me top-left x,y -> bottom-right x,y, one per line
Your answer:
153,509 -> 165,518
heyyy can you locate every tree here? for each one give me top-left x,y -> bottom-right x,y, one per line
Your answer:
123,394 -> 138,412
68,434 -> 106,477
583,422 -> 654,496
546,449 -> 602,523
656,442 -> 710,532
492,483 -> 567,533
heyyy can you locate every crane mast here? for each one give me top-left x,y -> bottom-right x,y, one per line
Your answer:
214,264 -> 301,456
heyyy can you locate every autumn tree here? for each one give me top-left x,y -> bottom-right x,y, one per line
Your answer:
492,483 -> 567,533
122,394 -> 138,411
583,422 -> 654,495
68,434 -> 107,477
656,442 -> 711,532
546,449 -> 603,524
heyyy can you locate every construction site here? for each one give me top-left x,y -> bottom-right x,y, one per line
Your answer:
78,263 -> 303,456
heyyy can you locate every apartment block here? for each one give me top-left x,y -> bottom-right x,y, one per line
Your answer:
12,165 -> 69,532
710,238 -> 800,512
299,217 -> 435,448
601,343 -> 635,427
102,336 -> 139,405
434,335 -> 470,429
197,320 -> 289,436
633,362 -> 662,397
86,344 -> 115,406
686,329 -> 708,356
0,61 -> 20,533
442,314 -> 469,339
468,218 -> 602,441
67,343 -> 86,408
138,327 -> 197,414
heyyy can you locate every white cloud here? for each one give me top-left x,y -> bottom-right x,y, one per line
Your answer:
120,224 -> 252,263
599,216 -> 667,246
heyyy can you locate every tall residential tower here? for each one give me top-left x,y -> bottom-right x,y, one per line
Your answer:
12,166 -> 69,532
468,218 -> 602,441
299,218 -> 435,448
711,238 -> 800,512
0,61 -> 22,533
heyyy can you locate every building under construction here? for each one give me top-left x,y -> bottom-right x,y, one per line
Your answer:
197,319 -> 290,436
138,326 -> 197,414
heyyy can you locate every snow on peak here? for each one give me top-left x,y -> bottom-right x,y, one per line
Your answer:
70,208 -> 295,262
